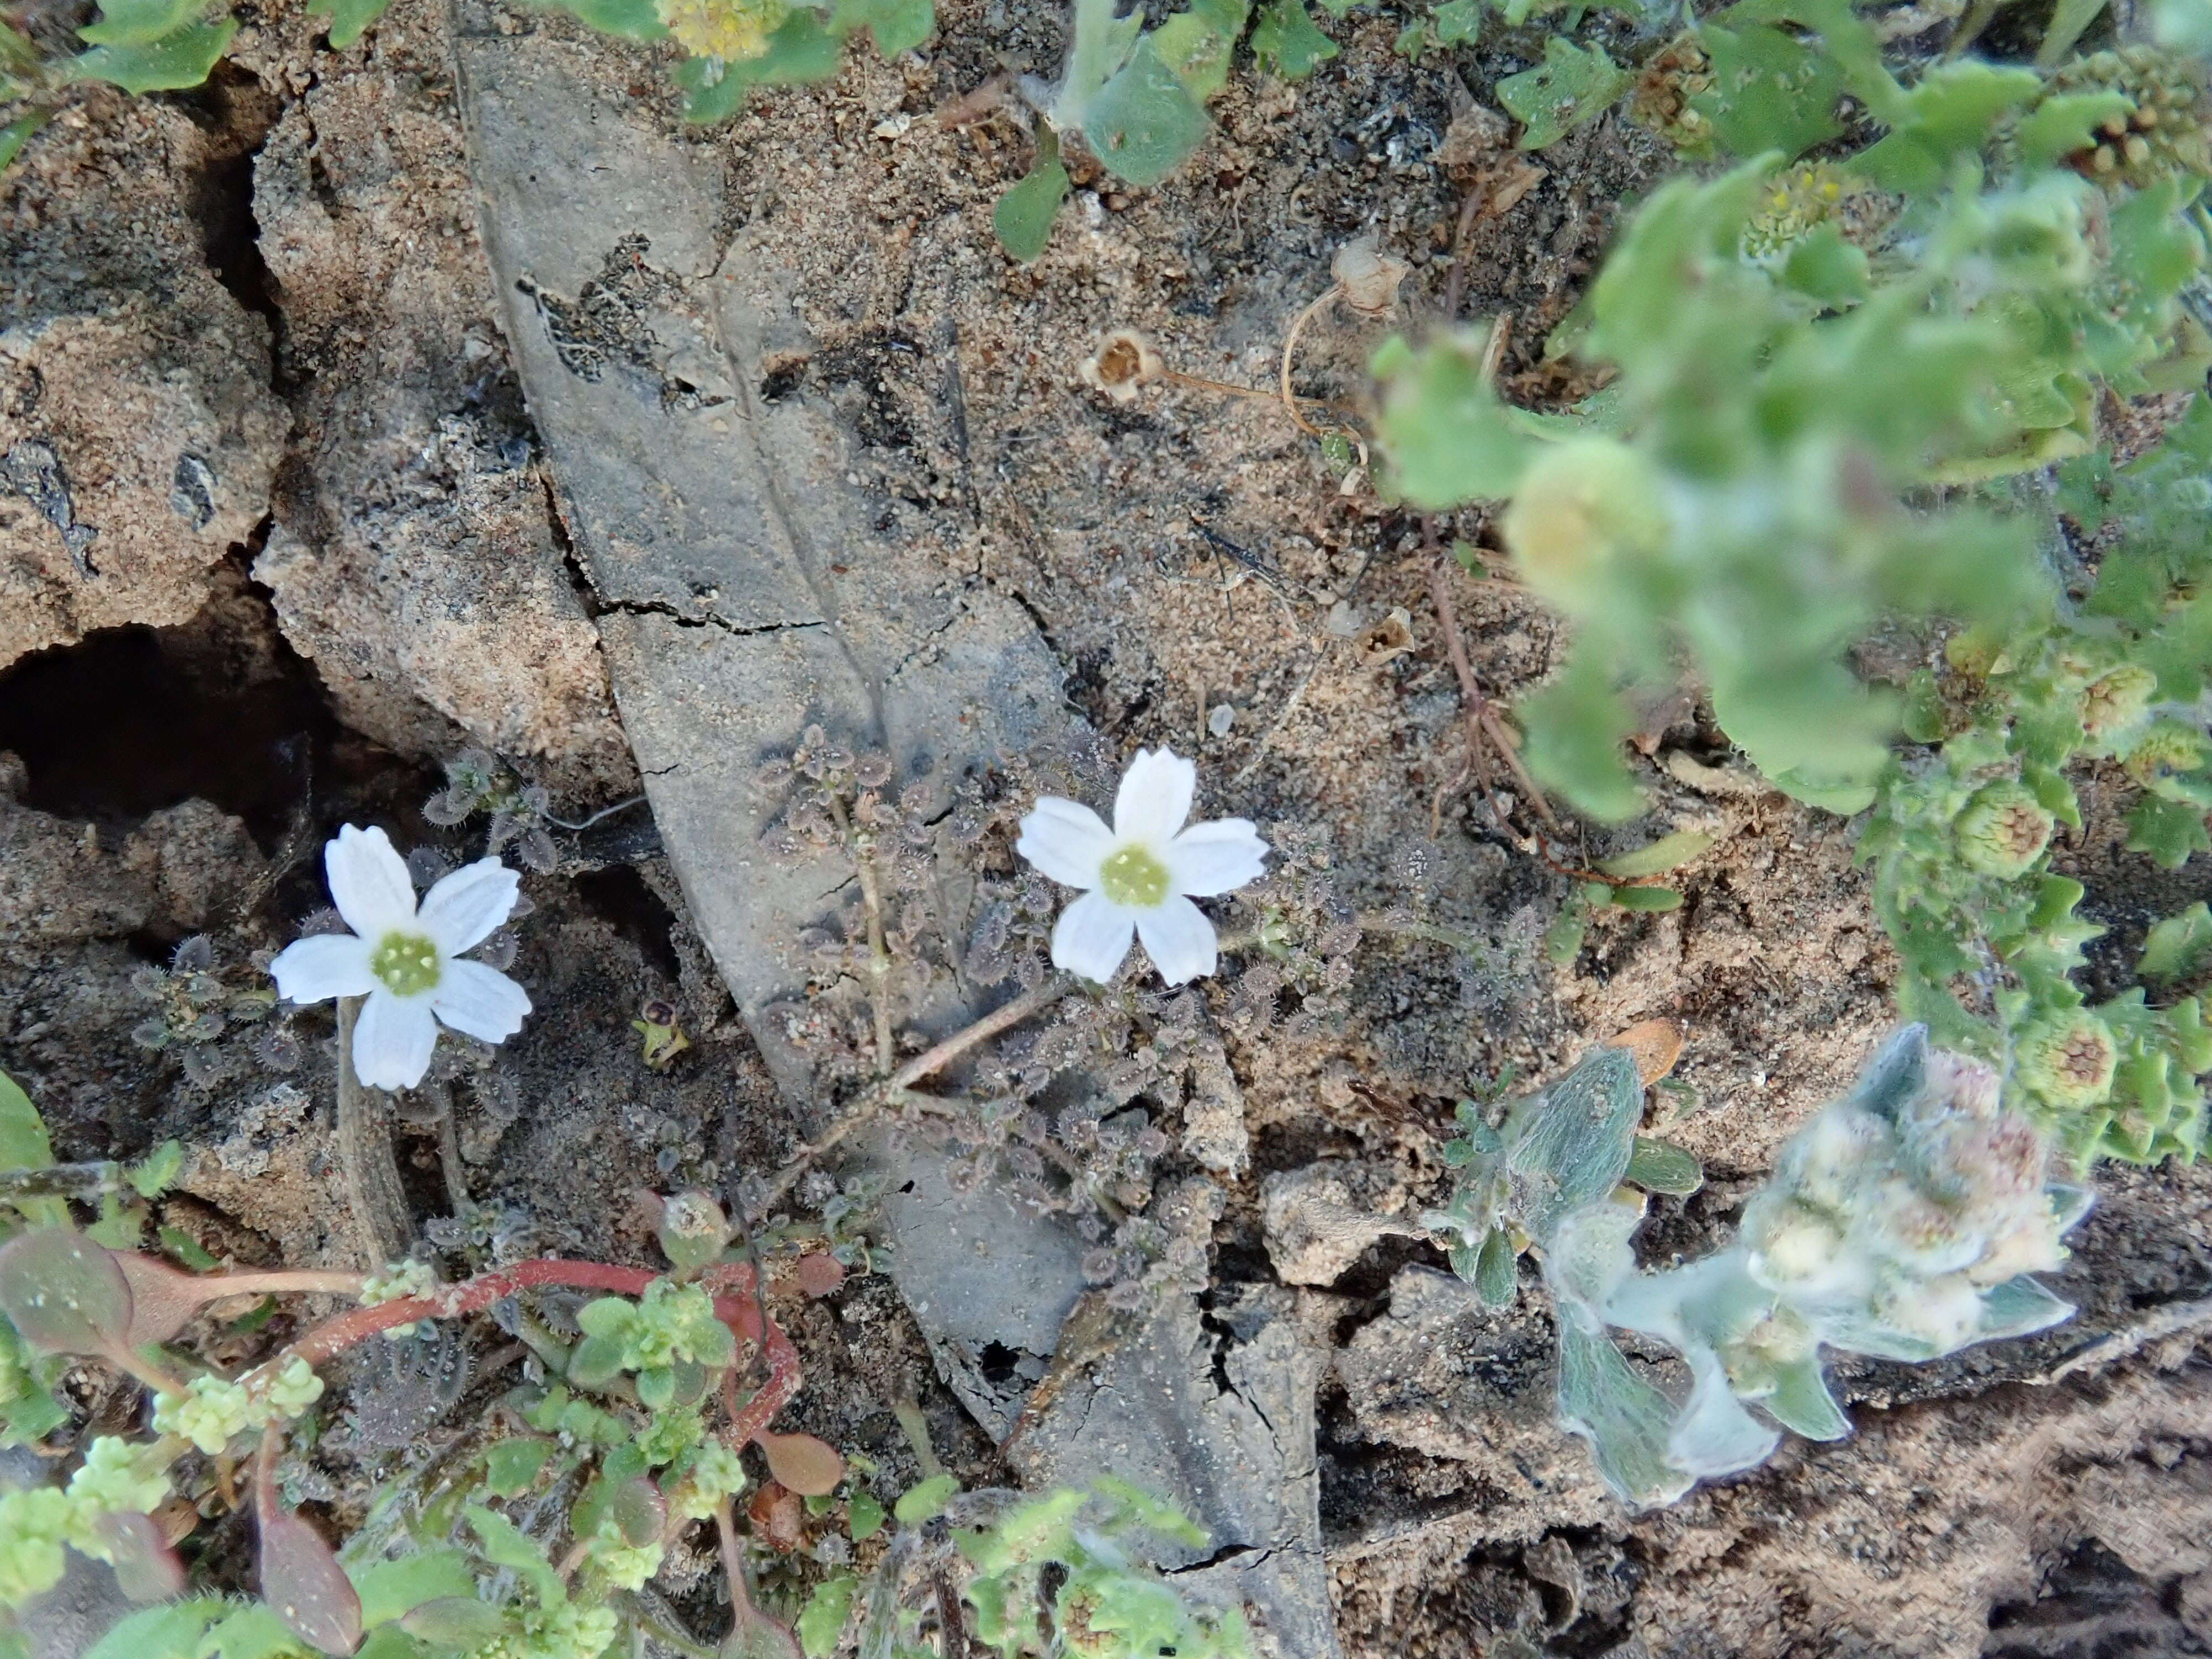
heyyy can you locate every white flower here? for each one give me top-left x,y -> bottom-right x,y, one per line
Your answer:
269,825 -> 531,1090
1015,747 -> 1267,987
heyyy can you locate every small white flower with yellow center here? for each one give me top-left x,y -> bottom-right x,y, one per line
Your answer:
1016,747 -> 1267,987
269,825 -> 530,1090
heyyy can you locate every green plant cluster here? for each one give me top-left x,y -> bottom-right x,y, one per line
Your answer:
1,0 -> 932,169
798,1476 -> 1249,1659
1862,403 -> 2212,1164
1369,2 -> 2212,1163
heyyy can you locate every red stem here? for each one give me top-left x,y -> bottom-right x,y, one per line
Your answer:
282,1259 -> 773,1368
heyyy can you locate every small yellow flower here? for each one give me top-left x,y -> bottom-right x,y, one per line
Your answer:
654,0 -> 787,61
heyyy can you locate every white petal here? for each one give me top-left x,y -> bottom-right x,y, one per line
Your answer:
351,990 -> 438,1091
1015,797 -> 1114,888
268,934 -> 377,1005
418,858 -> 521,955
1050,890 -> 1136,984
1166,818 -> 1269,897
1112,747 -> 1196,846
326,825 -> 417,940
430,959 -> 532,1045
1135,895 -> 1218,987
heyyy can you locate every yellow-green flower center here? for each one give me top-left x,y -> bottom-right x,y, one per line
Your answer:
370,931 -> 442,997
1098,844 -> 1170,908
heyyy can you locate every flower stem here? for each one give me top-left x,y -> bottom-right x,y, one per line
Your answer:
825,793 -> 896,1077
332,997 -> 412,1269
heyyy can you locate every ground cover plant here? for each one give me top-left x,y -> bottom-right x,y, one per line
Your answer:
6,0 -> 2212,1653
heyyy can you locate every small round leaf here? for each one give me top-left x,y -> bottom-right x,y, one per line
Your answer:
754,1431 -> 843,1497
0,1230 -> 134,1357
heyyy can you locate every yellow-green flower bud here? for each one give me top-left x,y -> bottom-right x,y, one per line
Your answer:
669,1437 -> 748,1522
2080,665 -> 2158,750
65,1437 -> 170,1535
0,1486 -> 69,1607
2122,718 -> 2209,786
261,1356 -> 324,1420
2016,1011 -> 2119,1111
1501,437 -> 1671,614
585,1527 -> 664,1592
1954,780 -> 2053,878
153,1376 -> 258,1456
653,0 -> 787,60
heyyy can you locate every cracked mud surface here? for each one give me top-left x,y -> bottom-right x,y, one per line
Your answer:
4,1 -> 2212,1655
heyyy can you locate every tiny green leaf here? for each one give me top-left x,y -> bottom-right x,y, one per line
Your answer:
1624,1136 -> 1703,1196
796,1573 -> 860,1659
1250,0 -> 1338,77
893,1472 -> 961,1525
1598,830 -> 1717,880
484,1437 -> 556,1497
127,1140 -> 184,1200
845,1490 -> 884,1541
349,1550 -> 476,1628
1498,36 -> 1628,152
1474,1225 -> 1518,1306
995,130 -> 1071,264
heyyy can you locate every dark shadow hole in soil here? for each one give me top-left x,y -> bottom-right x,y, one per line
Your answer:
570,865 -> 684,983
975,1340 -> 1019,1386
0,568 -> 348,848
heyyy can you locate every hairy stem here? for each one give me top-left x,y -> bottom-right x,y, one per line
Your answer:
332,997 -> 413,1269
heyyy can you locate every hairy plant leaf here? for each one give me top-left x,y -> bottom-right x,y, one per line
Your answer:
398,1598 -> 507,1647
1554,1315 -> 1688,1507
995,137 -> 1072,263
1624,1137 -> 1702,1196
893,1472 -> 961,1524
0,1071 -> 67,1230
310,0 -> 395,48
796,1572 -> 860,1658
555,0 -> 669,36
1151,0 -> 1247,101
83,1600 -> 229,1659
75,0 -> 200,48
1474,1225 -> 1518,1306
463,1505 -> 564,1605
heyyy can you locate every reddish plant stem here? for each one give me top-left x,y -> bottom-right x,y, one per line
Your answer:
280,1259 -> 773,1370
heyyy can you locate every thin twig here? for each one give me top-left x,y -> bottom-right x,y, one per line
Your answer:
887,977 -> 1078,1093
2034,1295 -> 2212,1383
827,794 -> 896,1077
542,794 -> 649,832
1279,285 -> 1338,437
